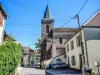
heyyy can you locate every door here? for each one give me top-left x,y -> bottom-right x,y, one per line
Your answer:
68,57 -> 70,68
79,54 -> 82,70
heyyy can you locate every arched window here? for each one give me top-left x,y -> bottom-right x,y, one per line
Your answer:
59,37 -> 62,44
46,25 -> 49,33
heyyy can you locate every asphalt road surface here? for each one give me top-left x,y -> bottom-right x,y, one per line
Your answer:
18,67 -> 45,75
46,69 -> 82,75
18,67 -> 82,75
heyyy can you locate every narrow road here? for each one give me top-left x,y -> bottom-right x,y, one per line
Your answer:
18,67 -> 45,75
45,69 -> 82,75
17,67 -> 82,75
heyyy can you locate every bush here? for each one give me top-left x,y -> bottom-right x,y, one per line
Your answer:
0,38 -> 22,75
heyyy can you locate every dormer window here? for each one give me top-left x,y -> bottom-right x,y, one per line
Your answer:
46,25 -> 49,33
59,36 -> 62,44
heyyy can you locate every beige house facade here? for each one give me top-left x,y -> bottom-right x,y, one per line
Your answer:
65,13 -> 100,71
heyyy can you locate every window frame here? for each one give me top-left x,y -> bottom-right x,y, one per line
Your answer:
67,44 -> 69,52
70,40 -> 74,50
64,55 -> 66,58
71,56 -> 76,66
46,25 -> 49,33
76,35 -> 81,47
59,36 -> 62,44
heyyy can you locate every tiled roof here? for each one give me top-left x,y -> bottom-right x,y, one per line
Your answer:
22,47 -> 34,53
0,3 -> 7,18
54,28 -> 77,32
84,13 -> 100,26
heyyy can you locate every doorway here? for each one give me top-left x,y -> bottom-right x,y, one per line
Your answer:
79,54 -> 82,70
68,57 -> 70,68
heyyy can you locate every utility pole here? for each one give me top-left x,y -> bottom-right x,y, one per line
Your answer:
76,14 -> 85,75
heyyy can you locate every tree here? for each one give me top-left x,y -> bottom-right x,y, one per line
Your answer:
0,35 -> 22,75
35,38 -> 41,53
34,38 -> 41,62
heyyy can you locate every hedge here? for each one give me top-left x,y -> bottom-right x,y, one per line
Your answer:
0,37 -> 22,75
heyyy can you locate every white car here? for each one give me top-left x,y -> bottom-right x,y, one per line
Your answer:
52,63 -> 67,69
52,64 -> 59,69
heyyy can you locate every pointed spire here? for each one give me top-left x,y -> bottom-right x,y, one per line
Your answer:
44,5 -> 50,18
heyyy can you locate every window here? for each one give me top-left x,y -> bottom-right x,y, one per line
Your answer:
71,56 -> 76,66
64,55 -> 66,58
76,35 -> 81,47
68,57 -> 70,67
59,37 -> 62,44
46,25 -> 49,33
70,40 -> 74,50
67,44 -> 69,52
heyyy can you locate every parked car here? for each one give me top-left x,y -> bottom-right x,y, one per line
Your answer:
34,62 -> 40,68
52,63 -> 67,69
58,63 -> 67,69
52,64 -> 59,69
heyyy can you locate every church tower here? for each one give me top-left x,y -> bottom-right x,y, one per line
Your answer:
41,5 -> 54,41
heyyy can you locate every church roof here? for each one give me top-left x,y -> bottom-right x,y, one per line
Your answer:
54,28 -> 77,32
43,5 -> 50,18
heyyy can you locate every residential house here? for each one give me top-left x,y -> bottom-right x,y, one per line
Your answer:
22,46 -> 34,66
0,3 -> 7,45
65,13 -> 100,72
3,31 -> 20,44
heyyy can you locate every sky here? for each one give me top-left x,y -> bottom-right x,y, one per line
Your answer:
1,0 -> 100,49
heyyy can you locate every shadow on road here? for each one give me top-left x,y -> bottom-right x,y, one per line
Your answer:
45,69 -> 82,75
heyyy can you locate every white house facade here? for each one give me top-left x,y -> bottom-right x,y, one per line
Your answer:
65,13 -> 100,72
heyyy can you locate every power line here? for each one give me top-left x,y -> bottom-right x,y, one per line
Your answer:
54,17 -> 74,31
54,0 -> 89,32
8,0 -> 42,12
55,0 -> 88,24
77,0 -> 88,14
82,8 -> 100,25
25,0 -> 89,47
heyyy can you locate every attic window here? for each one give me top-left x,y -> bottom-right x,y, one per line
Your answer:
46,25 -> 49,33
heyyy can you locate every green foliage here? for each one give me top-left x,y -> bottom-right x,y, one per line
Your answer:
0,37 -> 22,75
35,38 -> 41,49
35,38 -> 41,62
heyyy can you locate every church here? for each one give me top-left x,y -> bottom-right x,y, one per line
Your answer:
40,5 -> 77,69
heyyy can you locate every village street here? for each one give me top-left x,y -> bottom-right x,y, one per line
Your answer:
46,69 -> 82,75
18,67 -> 82,75
18,67 -> 45,75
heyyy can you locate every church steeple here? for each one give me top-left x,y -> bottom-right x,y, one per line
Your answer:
44,5 -> 50,18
